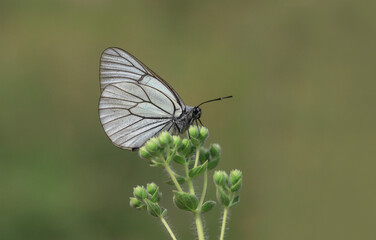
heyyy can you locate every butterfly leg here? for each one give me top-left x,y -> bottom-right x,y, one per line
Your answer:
198,119 -> 204,127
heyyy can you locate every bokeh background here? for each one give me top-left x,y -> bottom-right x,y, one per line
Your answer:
1,1 -> 375,239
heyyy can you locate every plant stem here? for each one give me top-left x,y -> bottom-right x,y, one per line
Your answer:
160,217 -> 177,240
186,149 -> 205,240
220,195 -> 234,240
198,170 -> 208,207
161,155 -> 183,192
184,163 -> 195,195
219,207 -> 228,240
195,212 -> 206,240
194,147 -> 200,168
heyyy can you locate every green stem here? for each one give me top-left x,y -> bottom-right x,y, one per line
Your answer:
184,163 -> 195,195
160,217 -> 177,240
161,155 -> 183,192
219,207 -> 228,240
219,195 -> 234,240
194,147 -> 200,168
186,149 -> 205,240
198,170 -> 208,208
195,212 -> 206,240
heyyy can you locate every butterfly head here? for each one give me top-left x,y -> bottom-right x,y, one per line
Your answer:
192,106 -> 202,120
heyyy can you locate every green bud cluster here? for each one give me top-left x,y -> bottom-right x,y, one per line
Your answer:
189,126 -> 209,147
130,182 -> 166,218
131,127 -> 242,239
214,170 -> 242,207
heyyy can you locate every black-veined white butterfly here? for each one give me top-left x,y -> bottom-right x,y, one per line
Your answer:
98,47 -> 231,151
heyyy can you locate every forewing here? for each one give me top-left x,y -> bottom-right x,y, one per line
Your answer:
100,47 -> 185,110
99,82 -> 179,150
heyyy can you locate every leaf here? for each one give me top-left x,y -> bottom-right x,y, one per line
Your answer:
207,158 -> 219,170
150,187 -> 160,203
189,161 -> 208,178
201,200 -> 216,213
173,191 -> 198,211
145,199 -> 162,217
230,180 -> 242,192
165,176 -> 186,185
216,187 -> 230,206
199,148 -> 209,164
173,154 -> 186,165
161,209 -> 168,217
230,196 -> 240,208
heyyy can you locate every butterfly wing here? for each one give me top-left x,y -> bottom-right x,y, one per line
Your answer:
100,47 -> 185,109
99,81 -> 180,150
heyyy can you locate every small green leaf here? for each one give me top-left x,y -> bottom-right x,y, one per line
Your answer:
201,200 -> 216,213
173,191 -> 198,211
145,199 -> 162,217
199,148 -> 209,164
165,176 -> 186,185
161,209 -> 168,217
189,161 -> 208,178
150,187 -> 161,203
230,180 -> 242,192
173,154 -> 186,165
230,196 -> 240,208
207,158 -> 219,170
191,138 -> 201,147
217,187 -> 230,206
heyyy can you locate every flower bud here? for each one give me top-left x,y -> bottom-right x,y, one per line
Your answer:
173,135 -> 182,148
199,127 -> 209,141
189,125 -> 199,139
133,185 -> 147,200
146,182 -> 158,195
229,170 -> 242,185
209,144 -> 221,158
129,197 -> 144,209
213,170 -> 228,187
230,170 -> 242,192
179,138 -> 191,155
159,131 -> 173,147
146,138 -> 160,155
139,146 -> 152,160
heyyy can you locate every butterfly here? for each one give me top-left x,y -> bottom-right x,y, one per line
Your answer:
98,47 -> 231,151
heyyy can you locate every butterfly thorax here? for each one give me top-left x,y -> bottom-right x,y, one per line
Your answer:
174,106 -> 201,133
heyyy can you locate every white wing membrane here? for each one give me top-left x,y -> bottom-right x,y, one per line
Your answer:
99,82 -> 179,150
99,47 -> 187,150
100,48 -> 152,91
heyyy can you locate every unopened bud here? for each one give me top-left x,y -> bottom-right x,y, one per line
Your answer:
146,138 -> 160,154
159,131 -> 173,147
139,146 -> 152,160
213,170 -> 228,187
199,127 -> 209,141
189,125 -> 199,139
133,185 -> 147,200
173,135 -> 182,148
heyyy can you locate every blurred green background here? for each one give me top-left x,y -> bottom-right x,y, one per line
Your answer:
1,1 -> 375,239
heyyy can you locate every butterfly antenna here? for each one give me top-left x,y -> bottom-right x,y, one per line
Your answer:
197,95 -> 233,107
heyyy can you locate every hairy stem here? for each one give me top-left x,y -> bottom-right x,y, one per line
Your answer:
184,163 -> 195,195
194,147 -> 200,168
195,212 -> 206,240
161,155 -> 183,192
198,170 -> 208,208
160,217 -> 177,240
219,207 -> 228,240
220,195 -> 234,240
